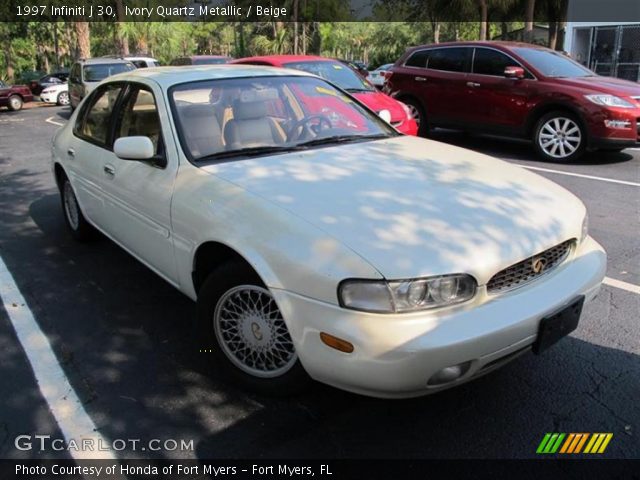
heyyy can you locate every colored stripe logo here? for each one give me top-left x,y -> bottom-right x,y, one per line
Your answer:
537,433 -> 613,454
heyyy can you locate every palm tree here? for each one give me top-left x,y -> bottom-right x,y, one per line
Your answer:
74,22 -> 90,59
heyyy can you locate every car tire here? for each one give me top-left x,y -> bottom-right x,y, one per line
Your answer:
60,177 -> 95,242
7,95 -> 23,112
197,261 -> 310,396
533,111 -> 586,162
57,91 -> 70,106
401,97 -> 429,137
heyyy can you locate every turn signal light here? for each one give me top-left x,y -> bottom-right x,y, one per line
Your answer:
320,332 -> 354,353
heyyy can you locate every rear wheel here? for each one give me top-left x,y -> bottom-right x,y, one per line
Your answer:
401,97 -> 429,137
57,91 -> 69,106
197,262 -> 310,396
533,111 -> 586,162
8,95 -> 23,111
60,178 -> 95,242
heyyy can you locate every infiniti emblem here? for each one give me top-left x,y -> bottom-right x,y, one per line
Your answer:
251,322 -> 263,340
532,256 -> 548,274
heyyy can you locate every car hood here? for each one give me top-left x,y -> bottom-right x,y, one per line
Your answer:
554,75 -> 640,98
202,136 -> 585,283
352,90 -> 406,122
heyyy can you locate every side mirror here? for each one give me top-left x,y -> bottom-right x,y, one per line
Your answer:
378,109 -> 392,123
114,136 -> 155,161
504,66 -> 525,79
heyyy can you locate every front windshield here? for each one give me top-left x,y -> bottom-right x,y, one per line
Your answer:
283,60 -> 375,92
194,57 -> 230,65
170,75 -> 396,162
513,48 -> 595,78
83,63 -> 135,82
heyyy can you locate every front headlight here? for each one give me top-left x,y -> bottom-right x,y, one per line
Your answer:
339,274 -> 477,313
585,94 -> 635,108
581,213 -> 589,243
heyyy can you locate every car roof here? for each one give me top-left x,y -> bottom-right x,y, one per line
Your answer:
233,55 -> 333,66
406,40 -> 552,52
105,65 -> 315,88
76,57 -> 135,65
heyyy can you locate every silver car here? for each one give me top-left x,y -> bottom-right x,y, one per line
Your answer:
68,58 -> 135,110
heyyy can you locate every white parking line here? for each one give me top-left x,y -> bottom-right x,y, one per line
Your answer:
45,116 -> 64,127
521,165 -> 640,187
0,255 -> 116,460
603,276 -> 640,295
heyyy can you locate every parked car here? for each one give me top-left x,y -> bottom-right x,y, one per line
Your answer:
68,58 -> 135,110
232,55 -> 418,135
170,55 -> 232,66
30,71 -> 69,96
0,80 -> 34,111
52,66 -> 605,398
101,55 -> 160,68
338,59 -> 369,78
385,41 -> 640,161
367,63 -> 393,88
40,83 -> 69,106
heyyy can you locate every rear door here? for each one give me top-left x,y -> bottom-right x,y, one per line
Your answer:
67,83 -> 126,227
421,47 -> 473,125
465,47 -> 534,132
68,63 -> 83,107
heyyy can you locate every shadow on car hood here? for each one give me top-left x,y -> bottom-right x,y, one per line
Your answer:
202,136 -> 585,283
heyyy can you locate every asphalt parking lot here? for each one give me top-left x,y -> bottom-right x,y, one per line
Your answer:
0,104 -> 638,460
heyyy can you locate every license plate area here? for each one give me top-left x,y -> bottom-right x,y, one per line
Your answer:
533,296 -> 584,355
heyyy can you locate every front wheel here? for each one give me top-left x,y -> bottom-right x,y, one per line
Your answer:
8,95 -> 23,111
57,91 -> 70,106
197,262 -> 310,396
402,97 -> 429,137
533,111 -> 586,162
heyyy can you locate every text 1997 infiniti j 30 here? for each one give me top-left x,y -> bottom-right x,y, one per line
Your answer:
52,65 -> 606,398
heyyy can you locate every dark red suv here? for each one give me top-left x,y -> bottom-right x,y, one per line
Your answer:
385,41 -> 640,161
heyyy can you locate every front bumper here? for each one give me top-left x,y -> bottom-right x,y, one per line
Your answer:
587,107 -> 640,150
40,92 -> 57,104
272,236 -> 606,398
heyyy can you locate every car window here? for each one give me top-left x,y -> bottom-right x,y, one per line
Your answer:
76,84 -> 123,146
0,81 -> 5,88
512,48 -> 594,78
473,48 -> 524,77
70,64 -> 81,83
405,50 -> 430,68
83,63 -> 134,82
193,58 -> 228,65
427,48 -> 471,73
116,86 -> 162,156
283,60 -> 375,92
170,75 -> 397,162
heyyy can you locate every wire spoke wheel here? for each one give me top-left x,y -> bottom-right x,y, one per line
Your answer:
63,181 -> 80,230
538,117 -> 582,159
214,285 -> 297,379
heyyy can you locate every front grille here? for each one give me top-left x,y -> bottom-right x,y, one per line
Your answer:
487,240 -> 574,294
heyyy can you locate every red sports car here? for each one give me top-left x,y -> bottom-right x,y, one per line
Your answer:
232,55 -> 418,136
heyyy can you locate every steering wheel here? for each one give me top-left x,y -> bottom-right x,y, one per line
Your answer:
286,114 -> 333,141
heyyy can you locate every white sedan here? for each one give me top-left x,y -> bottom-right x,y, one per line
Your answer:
52,66 -> 606,398
367,63 -> 393,88
40,83 -> 69,106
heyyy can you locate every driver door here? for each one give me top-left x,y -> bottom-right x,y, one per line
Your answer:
99,82 -> 179,283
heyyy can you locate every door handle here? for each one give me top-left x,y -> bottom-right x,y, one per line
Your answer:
466,81 -> 481,88
67,148 -> 75,158
415,76 -> 427,82
103,164 -> 115,176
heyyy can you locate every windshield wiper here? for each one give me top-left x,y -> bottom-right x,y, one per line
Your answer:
296,134 -> 389,149
345,87 -> 375,93
196,145 -> 303,162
